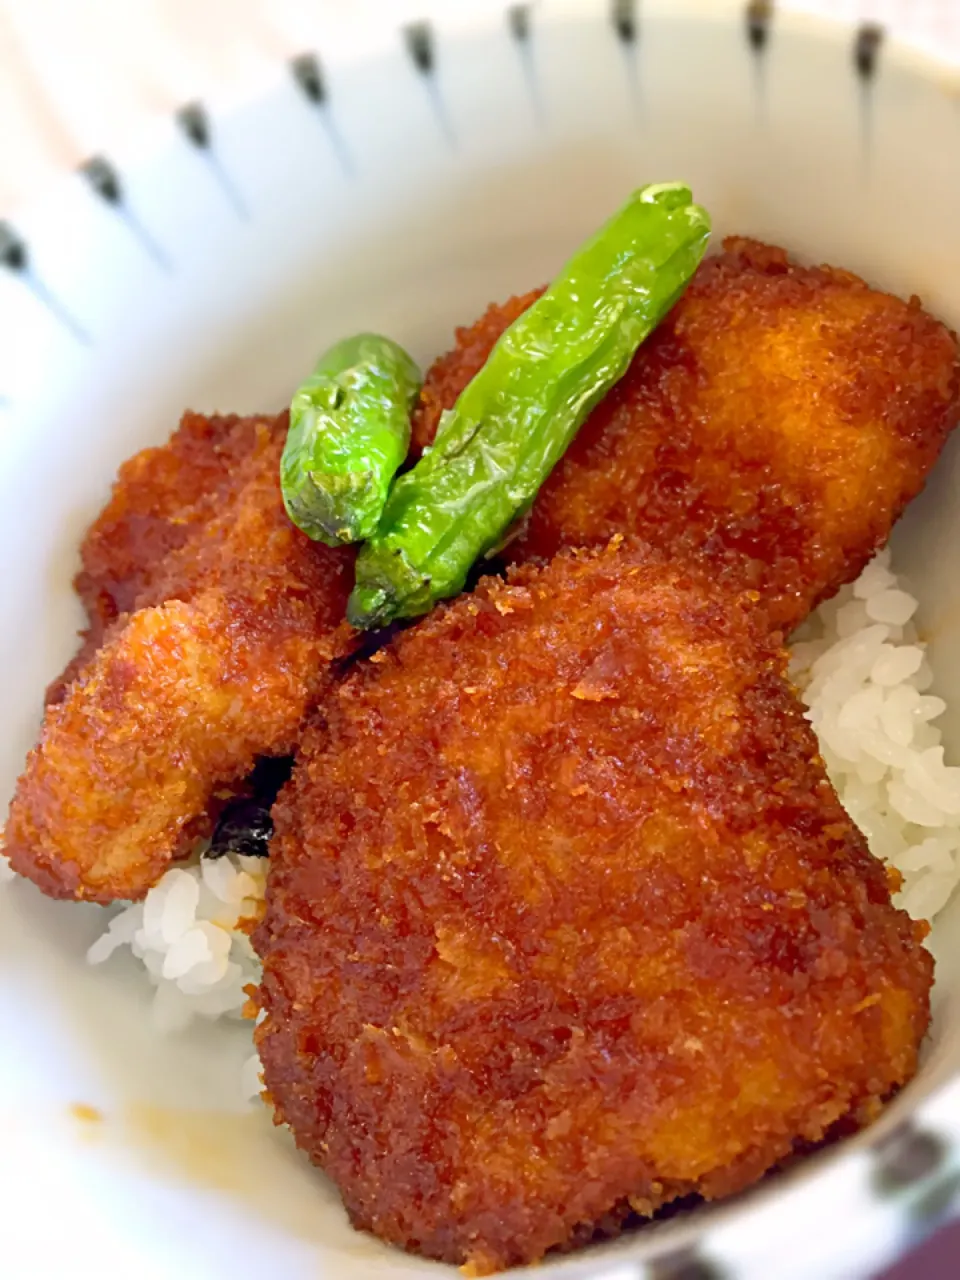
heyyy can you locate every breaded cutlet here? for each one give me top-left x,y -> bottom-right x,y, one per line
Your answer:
4,416 -> 354,902
255,540 -> 932,1273
412,239 -> 960,633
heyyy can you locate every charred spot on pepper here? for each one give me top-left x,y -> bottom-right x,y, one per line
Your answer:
282,334 -> 421,547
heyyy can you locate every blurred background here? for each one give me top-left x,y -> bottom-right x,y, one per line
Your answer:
1,0 -> 958,1275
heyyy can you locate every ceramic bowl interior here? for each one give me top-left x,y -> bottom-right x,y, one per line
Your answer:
2,2 -> 960,1277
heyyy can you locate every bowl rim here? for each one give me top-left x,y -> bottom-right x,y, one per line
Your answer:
5,0 -> 960,229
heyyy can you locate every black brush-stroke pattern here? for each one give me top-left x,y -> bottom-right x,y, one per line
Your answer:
746,0 -> 773,119
80,155 -> 172,271
290,52 -> 353,175
402,21 -> 455,147
855,22 -> 884,79
650,1250 -> 727,1280
873,1123 -> 948,1197
746,0 -> 772,53
177,101 -> 210,148
508,3 -> 544,126
404,20 -> 434,75
291,51 -> 326,104
0,220 -> 91,344
853,22 -> 884,169
613,0 -> 641,112
612,0 -> 638,45
176,102 -> 249,218
508,3 -> 531,43
0,221 -> 27,272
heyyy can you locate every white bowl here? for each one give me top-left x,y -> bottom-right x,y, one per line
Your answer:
2,2 -> 960,1277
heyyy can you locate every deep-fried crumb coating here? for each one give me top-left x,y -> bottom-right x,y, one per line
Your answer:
413,240 -> 960,632
4,417 -> 354,903
255,541 -> 932,1274
79,412 -> 267,638
48,413 -> 269,702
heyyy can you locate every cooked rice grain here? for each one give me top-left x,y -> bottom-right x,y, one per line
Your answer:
86,853 -> 266,1034
792,548 -> 960,922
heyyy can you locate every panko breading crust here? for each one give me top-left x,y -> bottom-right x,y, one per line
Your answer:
4,415 -> 354,902
413,240 -> 960,633
255,541 -> 932,1274
49,412 -> 267,703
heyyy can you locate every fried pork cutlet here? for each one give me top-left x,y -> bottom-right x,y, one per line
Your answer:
79,413 -> 268,642
4,415 -> 354,903
48,412 -> 270,702
412,239 -> 960,633
255,541 -> 932,1275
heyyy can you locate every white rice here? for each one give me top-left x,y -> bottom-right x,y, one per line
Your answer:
1,550 -> 956,1102
791,547 -> 960,923
86,852 -> 266,1034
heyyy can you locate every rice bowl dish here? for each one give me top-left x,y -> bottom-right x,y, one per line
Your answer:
4,5 -> 960,1278
3,208 -> 956,1270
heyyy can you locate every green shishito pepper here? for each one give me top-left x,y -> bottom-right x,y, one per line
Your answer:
347,183 -> 711,629
281,334 -> 422,546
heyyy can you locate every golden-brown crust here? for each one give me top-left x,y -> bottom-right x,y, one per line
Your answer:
47,412 -> 268,704
414,239 -> 960,632
255,541 -> 932,1273
4,416 -> 355,903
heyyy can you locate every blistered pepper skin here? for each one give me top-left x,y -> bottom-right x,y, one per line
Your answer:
348,183 -> 711,627
281,334 -> 421,546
